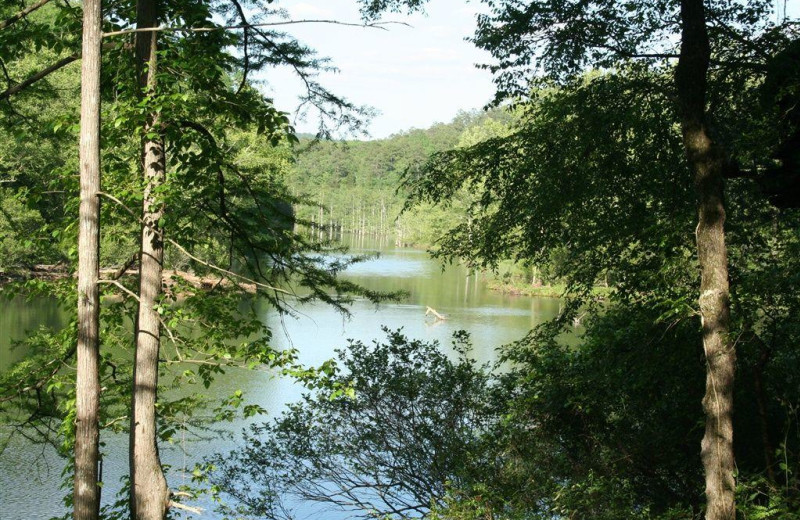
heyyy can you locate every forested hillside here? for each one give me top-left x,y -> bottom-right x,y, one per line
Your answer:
289,109 -> 512,246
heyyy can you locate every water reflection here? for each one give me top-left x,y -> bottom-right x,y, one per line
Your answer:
0,295 -> 68,369
0,239 -> 561,518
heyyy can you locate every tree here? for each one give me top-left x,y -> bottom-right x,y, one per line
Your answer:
212,330 -> 496,520
114,5 -> 359,517
106,2 -> 448,517
403,1 -> 799,517
74,0 -> 102,517
128,1 -> 170,516
0,1 -> 418,517
674,2 -> 734,516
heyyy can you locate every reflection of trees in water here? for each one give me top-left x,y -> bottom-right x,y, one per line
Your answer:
0,297 -> 67,367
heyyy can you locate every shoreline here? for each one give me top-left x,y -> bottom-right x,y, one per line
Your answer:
486,278 -> 612,299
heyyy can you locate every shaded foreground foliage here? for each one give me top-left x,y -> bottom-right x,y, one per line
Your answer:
1,0 -> 419,516
396,0 -> 800,514
215,303 -> 800,520
213,329 -> 495,519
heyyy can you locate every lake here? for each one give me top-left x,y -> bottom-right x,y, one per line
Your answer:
0,237 -> 561,519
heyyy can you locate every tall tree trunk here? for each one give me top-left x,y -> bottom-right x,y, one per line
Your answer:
74,0 -> 102,517
129,0 -> 170,517
675,1 -> 735,519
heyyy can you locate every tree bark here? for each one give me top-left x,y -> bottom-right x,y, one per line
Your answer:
129,0 -> 170,517
74,0 -> 102,517
675,1 -> 736,519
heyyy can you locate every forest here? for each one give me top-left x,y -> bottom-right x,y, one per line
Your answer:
1,0 -> 799,520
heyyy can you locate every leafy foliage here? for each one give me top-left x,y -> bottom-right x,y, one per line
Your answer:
406,67 -> 693,297
399,1 -> 800,516
0,1 -> 419,515
212,329 -> 496,520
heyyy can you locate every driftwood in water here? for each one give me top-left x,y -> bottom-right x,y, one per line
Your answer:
161,270 -> 256,294
425,306 -> 446,321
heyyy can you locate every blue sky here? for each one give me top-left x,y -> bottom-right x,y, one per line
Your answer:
259,1 -> 497,139
260,0 -> 800,140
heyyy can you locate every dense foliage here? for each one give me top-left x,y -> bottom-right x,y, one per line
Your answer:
213,330 -> 496,519
289,109 -> 513,247
399,0 -> 800,517
2,0 -> 800,519
0,0 -> 417,516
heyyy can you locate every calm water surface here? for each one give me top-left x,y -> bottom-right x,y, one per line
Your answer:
0,237 -> 560,519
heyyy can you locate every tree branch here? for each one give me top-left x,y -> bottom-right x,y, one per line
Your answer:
97,278 -> 182,356
97,191 -> 291,295
0,0 -> 53,31
111,252 -> 138,280
168,501 -> 203,515
102,19 -> 405,38
0,54 -> 78,102
98,279 -> 141,301
0,43 -> 121,102
229,0 -> 250,95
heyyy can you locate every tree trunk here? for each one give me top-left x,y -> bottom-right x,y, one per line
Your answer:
675,1 -> 735,519
129,0 -> 170,517
74,0 -> 102,517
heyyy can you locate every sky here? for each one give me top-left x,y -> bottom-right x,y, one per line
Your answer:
255,1 -> 497,139
256,1 -> 800,140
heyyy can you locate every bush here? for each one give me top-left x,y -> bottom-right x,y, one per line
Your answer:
211,329 -> 496,520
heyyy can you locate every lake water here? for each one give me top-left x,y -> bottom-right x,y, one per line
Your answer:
0,237 -> 561,519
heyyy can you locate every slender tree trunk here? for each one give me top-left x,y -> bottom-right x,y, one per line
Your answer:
129,0 -> 170,517
676,1 -> 735,519
74,0 -> 102,517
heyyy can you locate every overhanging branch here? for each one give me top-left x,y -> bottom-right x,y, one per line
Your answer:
97,191 -> 291,295
0,54 -> 78,101
0,43 -> 121,102
0,0 -> 54,31
102,19 -> 406,38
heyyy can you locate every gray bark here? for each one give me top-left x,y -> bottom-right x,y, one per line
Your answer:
74,0 -> 102,517
675,1 -> 736,519
129,0 -> 170,517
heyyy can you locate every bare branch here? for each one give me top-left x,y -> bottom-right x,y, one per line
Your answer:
111,252 -> 138,280
102,19 -> 406,38
0,54 -> 78,102
229,0 -> 250,95
0,43 -> 121,102
98,278 -> 141,301
168,500 -> 204,515
97,279 -> 182,358
97,191 -> 291,295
